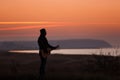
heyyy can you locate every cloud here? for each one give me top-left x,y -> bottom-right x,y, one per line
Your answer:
0,22 -> 56,25
0,22 -> 63,31
0,26 -> 41,31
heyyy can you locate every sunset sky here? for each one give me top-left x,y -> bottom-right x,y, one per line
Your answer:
0,0 -> 120,45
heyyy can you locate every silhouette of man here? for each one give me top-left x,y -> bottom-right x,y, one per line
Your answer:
38,28 -> 59,80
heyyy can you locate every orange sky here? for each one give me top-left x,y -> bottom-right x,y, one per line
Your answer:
0,0 -> 120,44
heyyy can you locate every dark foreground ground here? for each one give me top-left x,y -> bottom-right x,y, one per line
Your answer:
0,51 -> 120,80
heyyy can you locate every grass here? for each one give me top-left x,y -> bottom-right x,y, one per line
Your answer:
0,49 -> 120,80
93,47 -> 120,75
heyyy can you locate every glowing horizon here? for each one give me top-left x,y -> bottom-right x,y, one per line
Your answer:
0,0 -> 120,44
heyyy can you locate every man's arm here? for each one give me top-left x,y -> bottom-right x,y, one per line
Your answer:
48,44 -> 59,50
45,37 -> 59,50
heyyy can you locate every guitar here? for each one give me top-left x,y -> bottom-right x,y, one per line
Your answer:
41,45 -> 59,58
41,48 -> 52,58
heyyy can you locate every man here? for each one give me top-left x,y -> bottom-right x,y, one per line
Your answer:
38,28 -> 59,80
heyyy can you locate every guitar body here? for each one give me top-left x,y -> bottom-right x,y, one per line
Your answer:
41,48 -> 52,58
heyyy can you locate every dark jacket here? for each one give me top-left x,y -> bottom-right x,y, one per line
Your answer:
38,35 -> 56,53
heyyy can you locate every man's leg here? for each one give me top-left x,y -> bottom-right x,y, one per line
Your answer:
39,56 -> 47,80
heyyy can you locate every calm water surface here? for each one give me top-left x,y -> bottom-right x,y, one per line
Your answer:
9,48 -> 120,55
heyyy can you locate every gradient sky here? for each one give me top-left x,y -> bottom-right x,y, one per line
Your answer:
0,0 -> 120,45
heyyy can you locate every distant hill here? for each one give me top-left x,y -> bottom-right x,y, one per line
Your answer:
0,39 -> 112,51
50,39 -> 112,49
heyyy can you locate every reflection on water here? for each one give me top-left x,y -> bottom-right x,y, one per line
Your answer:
9,48 -> 120,55
9,49 -> 96,55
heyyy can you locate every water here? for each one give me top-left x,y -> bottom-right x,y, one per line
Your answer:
9,48 -> 120,55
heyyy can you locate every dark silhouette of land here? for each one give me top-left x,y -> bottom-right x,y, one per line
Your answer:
0,37 -> 115,80
0,39 -> 112,51
0,51 -> 120,80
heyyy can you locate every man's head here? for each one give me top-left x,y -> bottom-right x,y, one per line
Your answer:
40,28 -> 47,36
